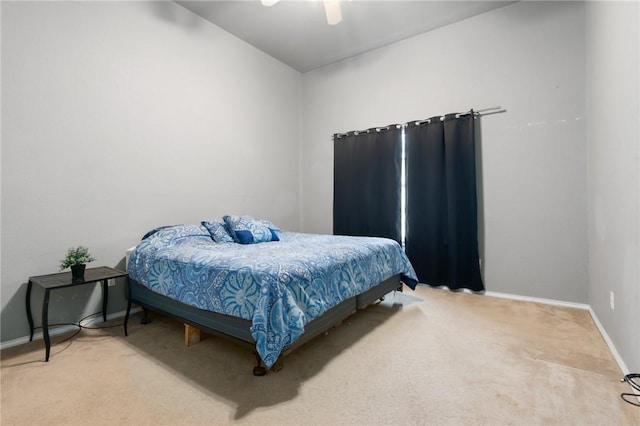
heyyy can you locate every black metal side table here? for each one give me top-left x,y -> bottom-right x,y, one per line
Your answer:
26,266 -> 128,361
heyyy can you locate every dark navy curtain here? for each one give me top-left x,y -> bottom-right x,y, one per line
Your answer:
405,114 -> 484,292
333,126 -> 402,243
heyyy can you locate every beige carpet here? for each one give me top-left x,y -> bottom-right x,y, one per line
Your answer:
1,285 -> 638,425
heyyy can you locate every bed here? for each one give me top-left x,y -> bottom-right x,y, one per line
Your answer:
124,218 -> 418,375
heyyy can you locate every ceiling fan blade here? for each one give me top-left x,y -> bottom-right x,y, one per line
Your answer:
261,0 -> 280,6
323,0 -> 342,25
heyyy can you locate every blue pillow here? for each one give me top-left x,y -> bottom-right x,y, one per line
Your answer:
222,215 -> 278,244
258,219 -> 281,232
201,220 -> 234,243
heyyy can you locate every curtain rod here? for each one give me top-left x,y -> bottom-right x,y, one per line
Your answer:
413,106 -> 505,125
335,123 -> 403,139
333,106 -> 506,140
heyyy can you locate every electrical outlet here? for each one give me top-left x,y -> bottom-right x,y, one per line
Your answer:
610,291 -> 615,310
108,279 -> 116,287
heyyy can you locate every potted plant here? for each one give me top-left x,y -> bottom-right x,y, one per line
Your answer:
60,246 -> 96,279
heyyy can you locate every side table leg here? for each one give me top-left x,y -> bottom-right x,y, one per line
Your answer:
124,277 -> 131,336
42,289 -> 51,362
26,281 -> 34,341
101,280 -> 108,322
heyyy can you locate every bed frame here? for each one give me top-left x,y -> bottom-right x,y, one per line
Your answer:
124,274 -> 402,375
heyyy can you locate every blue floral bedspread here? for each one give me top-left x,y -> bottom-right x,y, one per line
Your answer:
127,224 -> 418,368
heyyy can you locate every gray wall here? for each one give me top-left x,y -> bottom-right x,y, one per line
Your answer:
586,1 -> 640,372
1,1 -> 301,342
2,0 -> 637,375
301,1 -> 588,303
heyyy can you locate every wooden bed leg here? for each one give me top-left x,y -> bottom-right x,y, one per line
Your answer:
184,324 -> 201,347
253,352 -> 266,376
140,309 -> 152,325
271,358 -> 284,373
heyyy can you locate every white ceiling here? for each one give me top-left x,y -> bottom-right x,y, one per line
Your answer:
176,1 -> 515,73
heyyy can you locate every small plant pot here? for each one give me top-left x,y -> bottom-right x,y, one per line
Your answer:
71,264 -> 86,279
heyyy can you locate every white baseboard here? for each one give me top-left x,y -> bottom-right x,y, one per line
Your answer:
484,290 -> 639,403
484,290 -> 590,310
587,307 -> 630,375
0,307 -> 142,351
590,308 -> 640,404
